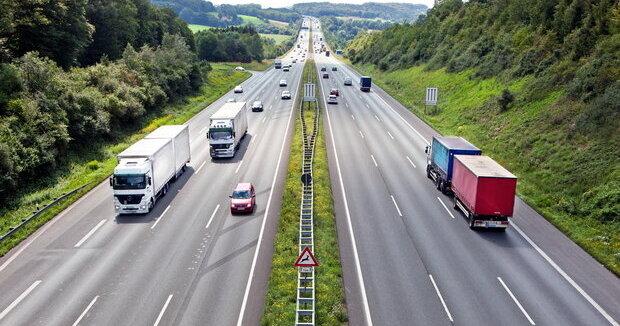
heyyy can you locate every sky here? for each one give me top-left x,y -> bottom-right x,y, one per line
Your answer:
210,0 -> 434,9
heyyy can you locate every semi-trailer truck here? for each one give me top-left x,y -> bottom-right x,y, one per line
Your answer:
274,59 -> 282,69
360,76 -> 372,92
111,125 -> 190,214
425,136 -> 481,194
451,155 -> 517,230
208,102 -> 248,158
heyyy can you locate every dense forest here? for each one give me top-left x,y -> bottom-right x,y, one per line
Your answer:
320,16 -> 391,50
0,0 -> 275,204
346,0 -> 619,226
292,2 -> 427,22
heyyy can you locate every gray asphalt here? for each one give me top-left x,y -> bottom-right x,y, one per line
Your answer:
312,21 -> 620,326
0,26 -> 312,326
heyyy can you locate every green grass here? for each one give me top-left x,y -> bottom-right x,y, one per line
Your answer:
188,24 -> 212,33
350,62 -> 620,275
260,33 -> 292,45
0,64 -> 250,257
268,19 -> 289,28
239,14 -> 267,26
261,57 -> 347,324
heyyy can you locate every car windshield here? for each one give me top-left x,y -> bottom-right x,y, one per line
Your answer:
210,129 -> 232,140
113,174 -> 146,190
232,190 -> 251,199
253,101 -> 261,106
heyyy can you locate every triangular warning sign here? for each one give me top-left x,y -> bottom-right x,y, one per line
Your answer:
294,247 -> 319,267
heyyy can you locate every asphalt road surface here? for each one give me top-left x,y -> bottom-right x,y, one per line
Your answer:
311,19 -> 620,326
0,23 -> 312,326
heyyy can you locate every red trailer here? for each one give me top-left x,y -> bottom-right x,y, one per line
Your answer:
451,155 -> 517,230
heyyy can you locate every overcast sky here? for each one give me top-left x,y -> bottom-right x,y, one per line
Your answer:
210,0 -> 434,9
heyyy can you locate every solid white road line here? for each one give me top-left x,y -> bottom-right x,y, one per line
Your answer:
195,161 -> 206,174
374,114 -> 380,122
322,76 -> 373,326
235,160 -> 244,174
370,155 -> 378,167
251,134 -> 257,144
75,219 -> 107,247
359,130 -> 364,139
406,156 -> 417,168
0,280 -> 41,321
390,195 -> 403,217
387,131 -> 394,140
153,294 -> 173,326
205,204 -> 220,229
429,274 -> 454,322
236,72 -> 299,326
437,197 -> 455,219
511,223 -> 619,326
498,277 -> 535,325
72,295 -> 99,326
151,205 -> 171,230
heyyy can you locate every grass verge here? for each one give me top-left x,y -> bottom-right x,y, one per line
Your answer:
349,62 -> 619,275
0,64 -> 250,257
261,58 -> 347,324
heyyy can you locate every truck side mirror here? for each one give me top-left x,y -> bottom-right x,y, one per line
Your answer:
206,131 -> 210,139
425,146 -> 430,154
109,177 -> 113,187
147,177 -> 152,186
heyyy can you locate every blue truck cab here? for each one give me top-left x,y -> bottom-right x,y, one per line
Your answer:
360,76 -> 371,92
425,136 -> 481,194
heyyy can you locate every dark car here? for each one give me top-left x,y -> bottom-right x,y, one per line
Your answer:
230,183 -> 256,214
320,67 -> 327,71
251,100 -> 263,112
330,88 -> 339,96
323,73 -> 329,79
331,67 -> 337,71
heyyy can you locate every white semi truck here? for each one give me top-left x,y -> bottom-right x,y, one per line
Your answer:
208,102 -> 248,158
111,125 -> 190,214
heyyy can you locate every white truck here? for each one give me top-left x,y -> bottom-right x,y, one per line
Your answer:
208,102 -> 248,158
111,125 -> 190,214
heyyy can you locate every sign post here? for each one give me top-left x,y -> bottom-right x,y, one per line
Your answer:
425,87 -> 438,114
303,83 -> 316,102
294,246 -> 319,267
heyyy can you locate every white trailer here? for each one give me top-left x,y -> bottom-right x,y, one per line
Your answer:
145,125 -> 191,177
111,125 -> 191,214
208,102 -> 248,158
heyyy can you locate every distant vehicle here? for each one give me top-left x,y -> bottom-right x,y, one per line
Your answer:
320,67 -> 327,71
251,100 -> 263,112
283,67 -> 290,72
344,77 -> 352,86
235,66 -> 245,71
112,125 -> 190,214
292,59 -> 297,63
274,59 -> 282,69
327,94 -> 338,104
325,50 -> 330,56
227,98 -> 236,103
281,90 -> 292,99
331,66 -> 337,71
230,183 -> 256,214
451,155 -> 517,230
425,136 -> 481,194
336,49 -> 343,55
279,79 -> 287,87
234,85 -> 243,93
330,88 -> 339,96
360,76 -> 372,92
322,73 -> 329,79
208,102 -> 248,158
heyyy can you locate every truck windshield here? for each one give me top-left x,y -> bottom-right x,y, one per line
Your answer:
209,129 -> 233,140
113,174 -> 146,190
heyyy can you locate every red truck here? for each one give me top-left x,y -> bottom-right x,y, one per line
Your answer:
451,155 -> 517,230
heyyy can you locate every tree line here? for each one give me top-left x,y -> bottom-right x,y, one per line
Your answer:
320,16 -> 392,50
195,26 -> 264,62
292,2 -> 427,22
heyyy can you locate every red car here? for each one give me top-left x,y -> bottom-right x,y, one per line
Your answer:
230,183 -> 256,214
330,88 -> 339,96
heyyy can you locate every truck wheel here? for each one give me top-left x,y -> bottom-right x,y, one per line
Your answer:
426,166 -> 431,179
163,184 -> 168,196
436,179 -> 442,191
148,200 -> 154,213
469,218 -> 476,230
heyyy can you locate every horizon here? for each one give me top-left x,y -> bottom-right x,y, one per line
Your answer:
209,0 -> 434,9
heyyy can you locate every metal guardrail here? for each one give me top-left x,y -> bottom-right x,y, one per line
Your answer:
0,182 -> 92,243
295,78 -> 320,325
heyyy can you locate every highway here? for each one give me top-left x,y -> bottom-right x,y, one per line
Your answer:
0,22 -> 312,326
311,20 -> 620,326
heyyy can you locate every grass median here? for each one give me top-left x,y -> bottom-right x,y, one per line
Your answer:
0,64 -> 250,257
261,58 -> 347,325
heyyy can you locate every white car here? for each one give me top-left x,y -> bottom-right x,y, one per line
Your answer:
227,98 -> 236,102
279,79 -> 287,87
281,91 -> 292,99
344,77 -> 353,86
234,85 -> 243,93
235,66 -> 245,71
327,94 -> 338,104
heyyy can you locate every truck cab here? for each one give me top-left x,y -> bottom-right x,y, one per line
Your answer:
112,158 -> 155,214
209,119 -> 236,158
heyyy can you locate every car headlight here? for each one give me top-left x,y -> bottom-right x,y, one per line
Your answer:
246,203 -> 252,208
115,205 -> 120,209
140,205 -> 146,209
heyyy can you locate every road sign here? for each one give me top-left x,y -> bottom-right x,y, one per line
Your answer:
301,173 -> 312,186
294,246 -> 319,267
304,83 -> 315,102
426,87 -> 438,106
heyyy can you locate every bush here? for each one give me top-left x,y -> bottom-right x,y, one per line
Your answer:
497,89 -> 515,112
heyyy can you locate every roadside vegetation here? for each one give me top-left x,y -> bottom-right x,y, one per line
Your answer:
345,0 -> 620,274
0,63 -> 249,256
262,58 -> 347,324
